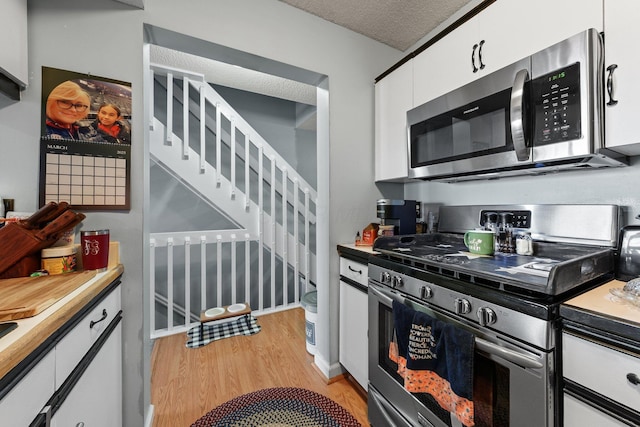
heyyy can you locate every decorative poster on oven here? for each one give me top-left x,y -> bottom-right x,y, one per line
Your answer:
39,66 -> 131,211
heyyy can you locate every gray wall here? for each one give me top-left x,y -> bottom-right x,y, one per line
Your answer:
404,158 -> 640,226
0,0 -> 401,425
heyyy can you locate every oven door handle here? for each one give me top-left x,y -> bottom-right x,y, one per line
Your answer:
369,282 -> 402,307
475,337 -> 543,369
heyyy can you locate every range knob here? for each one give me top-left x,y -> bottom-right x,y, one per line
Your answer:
380,271 -> 391,284
420,286 -> 433,300
477,307 -> 497,326
392,275 -> 404,288
454,298 -> 471,314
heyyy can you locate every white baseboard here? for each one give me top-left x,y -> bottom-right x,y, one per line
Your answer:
144,404 -> 154,427
314,354 -> 346,380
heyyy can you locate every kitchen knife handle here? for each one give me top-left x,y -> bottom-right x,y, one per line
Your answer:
22,202 -> 59,229
34,210 -> 77,241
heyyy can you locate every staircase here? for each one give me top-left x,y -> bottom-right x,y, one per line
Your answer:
148,63 -> 317,338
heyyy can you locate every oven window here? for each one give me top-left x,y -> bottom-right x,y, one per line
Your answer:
377,303 -> 510,426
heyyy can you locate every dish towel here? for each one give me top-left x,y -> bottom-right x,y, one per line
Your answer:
390,301 -> 475,427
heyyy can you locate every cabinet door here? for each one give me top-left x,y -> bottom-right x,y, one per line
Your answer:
413,0 -> 603,108
375,60 -> 413,182
0,351 -> 55,426
51,323 -> 122,427
0,0 -> 28,88
413,18 -> 479,107
479,0 -> 602,73
564,394 -> 629,427
603,0 -> 640,155
339,280 -> 368,389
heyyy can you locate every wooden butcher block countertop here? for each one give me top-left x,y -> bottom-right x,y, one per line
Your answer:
0,264 -> 124,380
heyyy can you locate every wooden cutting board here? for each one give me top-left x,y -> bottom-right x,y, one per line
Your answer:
0,270 -> 97,321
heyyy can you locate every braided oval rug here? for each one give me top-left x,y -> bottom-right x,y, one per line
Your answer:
191,387 -> 362,427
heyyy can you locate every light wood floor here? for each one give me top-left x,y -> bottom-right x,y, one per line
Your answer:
151,307 -> 369,426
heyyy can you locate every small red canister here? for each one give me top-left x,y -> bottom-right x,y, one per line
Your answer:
80,230 -> 110,271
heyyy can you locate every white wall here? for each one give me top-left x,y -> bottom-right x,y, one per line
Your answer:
0,0 -> 402,424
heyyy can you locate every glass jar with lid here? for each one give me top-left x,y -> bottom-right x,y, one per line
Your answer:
515,231 -> 533,255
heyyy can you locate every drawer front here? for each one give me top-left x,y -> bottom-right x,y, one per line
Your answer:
0,350 -> 55,426
563,331 -> 640,412
339,258 -> 368,287
55,286 -> 121,387
564,393 -> 628,427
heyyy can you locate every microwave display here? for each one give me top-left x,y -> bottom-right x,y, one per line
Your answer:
531,62 -> 581,145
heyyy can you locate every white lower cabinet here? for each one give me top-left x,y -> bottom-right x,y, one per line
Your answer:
564,393 -> 628,427
0,280 -> 122,426
562,330 -> 640,425
52,322 -> 122,427
339,256 -> 368,390
0,351 -> 55,426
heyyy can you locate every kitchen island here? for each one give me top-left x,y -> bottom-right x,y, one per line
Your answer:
0,253 -> 124,426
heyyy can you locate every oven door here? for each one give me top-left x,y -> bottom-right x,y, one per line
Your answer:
368,282 -> 554,427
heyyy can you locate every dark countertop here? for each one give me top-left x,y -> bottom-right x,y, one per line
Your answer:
560,279 -> 640,342
337,243 -> 378,264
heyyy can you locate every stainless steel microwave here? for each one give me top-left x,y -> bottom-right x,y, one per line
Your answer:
407,28 -> 627,182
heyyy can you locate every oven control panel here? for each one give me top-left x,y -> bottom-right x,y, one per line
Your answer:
369,263 -> 552,350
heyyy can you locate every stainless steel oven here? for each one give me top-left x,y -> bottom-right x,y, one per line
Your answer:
367,205 -> 619,427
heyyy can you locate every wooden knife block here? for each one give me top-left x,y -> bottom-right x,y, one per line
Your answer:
0,255 -> 41,280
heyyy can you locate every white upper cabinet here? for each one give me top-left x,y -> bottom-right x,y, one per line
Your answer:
0,0 -> 28,99
603,0 -> 640,155
375,60 -> 413,182
413,0 -> 603,108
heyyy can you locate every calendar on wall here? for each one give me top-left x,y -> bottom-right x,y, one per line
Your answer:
39,67 -> 131,211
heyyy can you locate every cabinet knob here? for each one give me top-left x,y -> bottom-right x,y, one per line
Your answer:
627,373 -> 640,386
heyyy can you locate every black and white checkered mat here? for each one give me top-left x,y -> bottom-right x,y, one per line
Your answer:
186,315 -> 261,349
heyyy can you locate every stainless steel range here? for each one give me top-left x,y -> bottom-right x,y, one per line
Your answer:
368,204 -> 619,427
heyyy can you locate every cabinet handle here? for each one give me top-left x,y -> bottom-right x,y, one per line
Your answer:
90,309 -> 108,328
348,265 -> 362,275
471,43 -> 479,73
627,373 -> 640,386
478,40 -> 486,70
606,64 -> 618,106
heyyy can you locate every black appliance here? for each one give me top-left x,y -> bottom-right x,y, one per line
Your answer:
376,199 -> 419,235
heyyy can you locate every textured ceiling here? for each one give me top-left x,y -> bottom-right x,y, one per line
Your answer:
278,0 -> 475,51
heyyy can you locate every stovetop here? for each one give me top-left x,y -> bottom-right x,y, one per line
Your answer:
372,232 -> 615,297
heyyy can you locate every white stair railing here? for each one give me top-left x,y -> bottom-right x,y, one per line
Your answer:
148,63 -> 317,338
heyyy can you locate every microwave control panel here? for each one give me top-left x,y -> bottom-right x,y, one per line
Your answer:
531,62 -> 581,145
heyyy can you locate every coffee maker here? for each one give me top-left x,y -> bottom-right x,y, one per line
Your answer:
376,199 -> 419,235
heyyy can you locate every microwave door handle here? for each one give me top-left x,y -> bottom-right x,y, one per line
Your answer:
510,69 -> 530,161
